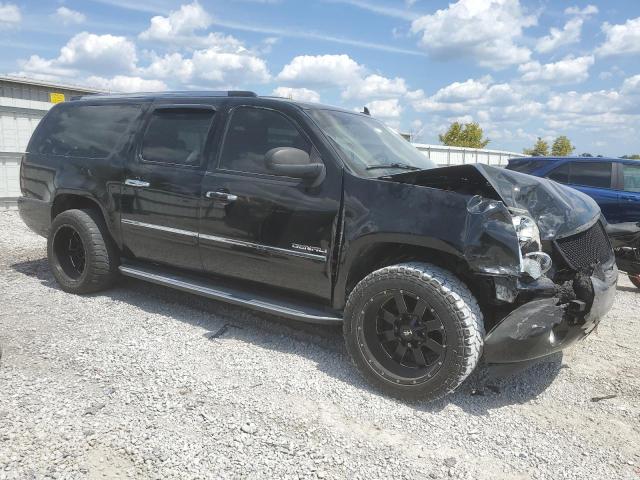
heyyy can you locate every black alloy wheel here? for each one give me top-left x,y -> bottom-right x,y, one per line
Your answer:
360,289 -> 447,384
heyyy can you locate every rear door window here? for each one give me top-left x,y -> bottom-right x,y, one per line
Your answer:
141,108 -> 215,167
33,103 -> 141,158
622,163 -> 640,192
568,162 -> 613,189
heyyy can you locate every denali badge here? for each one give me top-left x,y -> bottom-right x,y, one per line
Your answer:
291,243 -> 327,255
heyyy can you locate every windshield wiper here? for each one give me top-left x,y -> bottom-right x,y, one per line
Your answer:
365,163 -> 421,171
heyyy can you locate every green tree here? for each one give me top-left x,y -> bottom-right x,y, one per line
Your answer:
621,154 -> 640,159
551,136 -> 575,156
439,122 -> 490,148
523,137 -> 549,156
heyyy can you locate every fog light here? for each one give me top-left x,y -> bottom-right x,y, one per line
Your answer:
522,251 -> 552,279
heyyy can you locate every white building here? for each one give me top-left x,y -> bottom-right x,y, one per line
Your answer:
412,143 -> 528,167
0,76 -> 101,209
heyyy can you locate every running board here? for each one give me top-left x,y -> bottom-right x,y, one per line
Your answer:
118,264 -> 342,325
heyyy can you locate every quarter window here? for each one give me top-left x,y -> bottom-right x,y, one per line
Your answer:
141,108 -> 215,166
568,162 -> 612,189
34,104 -> 141,158
623,164 -> 640,192
548,162 -> 613,189
219,107 -> 310,175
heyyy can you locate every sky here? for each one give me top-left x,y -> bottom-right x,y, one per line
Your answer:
1,0 -> 640,156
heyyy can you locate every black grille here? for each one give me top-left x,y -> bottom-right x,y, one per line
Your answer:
556,221 -> 613,270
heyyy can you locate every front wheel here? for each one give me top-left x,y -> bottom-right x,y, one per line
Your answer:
48,208 -> 119,294
343,263 -> 484,401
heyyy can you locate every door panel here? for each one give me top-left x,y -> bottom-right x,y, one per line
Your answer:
120,105 -> 216,270
198,105 -> 341,300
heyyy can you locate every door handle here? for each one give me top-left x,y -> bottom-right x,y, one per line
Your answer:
206,191 -> 238,203
125,179 -> 150,188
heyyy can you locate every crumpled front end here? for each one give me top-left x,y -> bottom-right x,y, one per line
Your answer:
386,164 -> 618,367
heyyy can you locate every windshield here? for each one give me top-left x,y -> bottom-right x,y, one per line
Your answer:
308,109 -> 436,177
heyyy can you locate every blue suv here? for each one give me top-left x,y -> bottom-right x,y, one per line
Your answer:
506,156 -> 640,224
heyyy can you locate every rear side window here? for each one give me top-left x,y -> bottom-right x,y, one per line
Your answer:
141,109 -> 215,166
547,162 -> 612,189
568,162 -> 612,189
33,104 -> 141,158
623,163 -> 640,192
219,107 -> 310,175
506,159 -> 549,174
547,163 -> 569,183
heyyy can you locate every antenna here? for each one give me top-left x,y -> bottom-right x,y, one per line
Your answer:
362,106 -> 371,116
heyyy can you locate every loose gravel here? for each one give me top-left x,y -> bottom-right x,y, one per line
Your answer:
0,210 -> 639,480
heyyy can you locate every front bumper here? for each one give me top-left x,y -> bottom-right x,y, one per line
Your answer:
483,263 -> 618,365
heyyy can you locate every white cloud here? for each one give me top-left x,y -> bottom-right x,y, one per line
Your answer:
596,17 -> 640,57
20,32 -> 137,77
0,2 -> 21,28
535,5 -> 597,53
342,74 -> 407,100
519,55 -> 594,84
272,87 -> 320,103
139,2 -> 212,42
366,98 -> 402,118
410,0 -> 536,69
86,75 -> 167,92
142,48 -> 271,86
535,17 -> 583,53
53,6 -> 86,25
565,5 -> 598,16
277,54 -> 364,87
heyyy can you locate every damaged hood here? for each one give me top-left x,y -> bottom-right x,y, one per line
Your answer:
387,164 -> 600,240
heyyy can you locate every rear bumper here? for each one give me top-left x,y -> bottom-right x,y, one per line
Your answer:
483,263 -> 618,365
17,196 -> 50,237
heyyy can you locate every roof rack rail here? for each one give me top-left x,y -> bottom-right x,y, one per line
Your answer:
74,90 -> 258,100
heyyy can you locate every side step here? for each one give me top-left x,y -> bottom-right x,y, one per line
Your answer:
118,264 -> 342,325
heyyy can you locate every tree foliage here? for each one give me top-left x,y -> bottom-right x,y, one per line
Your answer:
523,137 -> 549,156
439,122 -> 490,148
621,154 -> 640,160
551,135 -> 575,156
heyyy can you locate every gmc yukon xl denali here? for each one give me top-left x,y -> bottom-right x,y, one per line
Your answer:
18,91 -> 617,400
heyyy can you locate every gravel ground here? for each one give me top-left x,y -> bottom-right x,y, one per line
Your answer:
1,210 -> 639,480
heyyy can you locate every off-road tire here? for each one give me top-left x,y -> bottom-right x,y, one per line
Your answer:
343,262 -> 484,401
48,208 -> 119,294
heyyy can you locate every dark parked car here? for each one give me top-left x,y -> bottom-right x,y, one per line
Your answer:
19,92 -> 617,401
506,156 -> 640,224
507,156 -> 640,288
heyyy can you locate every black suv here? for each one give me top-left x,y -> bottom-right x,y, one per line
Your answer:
18,91 -> 617,400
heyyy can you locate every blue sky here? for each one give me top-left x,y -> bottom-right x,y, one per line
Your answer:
1,0 -> 640,155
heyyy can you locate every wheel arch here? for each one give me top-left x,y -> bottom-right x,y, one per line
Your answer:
333,235 -> 469,309
51,191 -> 119,247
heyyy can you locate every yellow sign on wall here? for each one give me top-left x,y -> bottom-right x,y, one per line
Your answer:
49,92 -> 65,104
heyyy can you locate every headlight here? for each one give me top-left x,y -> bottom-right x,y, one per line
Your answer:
512,214 -> 552,279
512,214 -> 541,253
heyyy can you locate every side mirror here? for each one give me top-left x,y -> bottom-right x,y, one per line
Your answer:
265,147 -> 325,180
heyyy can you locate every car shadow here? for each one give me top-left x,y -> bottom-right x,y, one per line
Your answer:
616,285 -> 638,293
11,258 -> 564,415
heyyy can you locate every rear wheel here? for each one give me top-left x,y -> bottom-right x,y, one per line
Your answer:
48,209 -> 119,294
343,262 -> 484,401
629,273 -> 640,289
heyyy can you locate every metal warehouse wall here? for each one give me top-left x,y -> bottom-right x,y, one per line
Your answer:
412,143 -> 528,167
0,76 -> 100,209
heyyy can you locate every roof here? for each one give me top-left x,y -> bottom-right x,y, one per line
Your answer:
0,75 -> 106,94
71,90 -> 367,115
